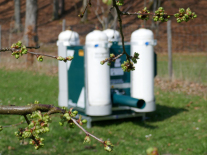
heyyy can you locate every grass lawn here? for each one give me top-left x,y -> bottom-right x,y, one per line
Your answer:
0,67 -> 206,155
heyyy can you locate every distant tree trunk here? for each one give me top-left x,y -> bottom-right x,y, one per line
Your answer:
151,0 -> 157,29
81,0 -> 88,22
14,0 -> 21,32
24,0 -> 38,66
53,0 -> 59,20
59,0 -> 65,16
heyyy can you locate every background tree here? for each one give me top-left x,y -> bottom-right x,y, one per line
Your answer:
53,0 -> 59,20
59,0 -> 65,16
95,0 -> 117,30
14,0 -> 21,32
24,0 -> 38,66
81,0 -> 88,22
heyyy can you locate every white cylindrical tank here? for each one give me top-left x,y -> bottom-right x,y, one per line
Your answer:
130,28 -> 156,112
103,29 -> 120,42
85,30 -> 111,116
57,30 -> 80,107
58,30 -> 80,46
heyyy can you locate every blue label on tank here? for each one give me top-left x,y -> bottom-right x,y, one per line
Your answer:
145,42 -> 149,46
94,44 -> 99,47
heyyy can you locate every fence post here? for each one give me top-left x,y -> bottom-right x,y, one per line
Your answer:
62,19 -> 65,31
167,20 -> 172,80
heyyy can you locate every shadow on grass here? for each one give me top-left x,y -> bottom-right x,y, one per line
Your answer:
147,103 -> 188,122
92,103 -> 187,129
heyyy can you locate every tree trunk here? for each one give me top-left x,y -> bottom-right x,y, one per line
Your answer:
24,0 -> 38,66
14,0 -> 21,32
59,0 -> 65,16
81,0 -> 88,22
53,0 -> 59,20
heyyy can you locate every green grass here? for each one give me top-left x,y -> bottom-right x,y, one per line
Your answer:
157,53 -> 207,84
0,65 -> 206,154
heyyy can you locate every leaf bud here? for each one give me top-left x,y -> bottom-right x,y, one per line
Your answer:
104,144 -> 113,152
57,56 -> 64,61
29,122 -> 34,128
185,14 -> 189,18
37,56 -> 43,62
40,138 -> 44,141
83,135 -> 91,144
63,113 -> 69,118
158,7 -> 164,11
34,100 -> 39,104
59,122 -> 64,126
193,14 -> 197,18
105,140 -> 113,146
179,8 -> 185,14
82,119 -> 87,124
134,52 -> 139,58
34,145 -> 39,150
132,58 -> 137,64
107,62 -> 111,66
110,53 -> 115,58
69,122 -> 75,128
15,54 -> 20,59
39,142 -> 44,146
35,129 -> 40,134
174,13 -> 179,18
16,41 -> 22,47
0,126 -> 2,132
72,110 -> 78,115
11,43 -> 16,48
177,18 -> 182,23
14,131 -> 18,136
29,140 -> 34,145
100,61 -> 105,65
67,56 -> 74,61
22,49 -> 27,54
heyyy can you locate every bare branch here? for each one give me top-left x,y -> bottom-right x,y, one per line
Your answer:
71,117 -> 105,144
0,104 -> 65,115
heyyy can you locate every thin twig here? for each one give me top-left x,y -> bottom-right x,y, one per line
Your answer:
27,51 -> 57,59
2,121 -> 25,128
23,115 -> 30,124
23,115 -> 39,145
71,117 -> 105,144
112,0 -> 131,62
79,0 -> 91,18
121,12 -> 174,16
26,46 -> 40,49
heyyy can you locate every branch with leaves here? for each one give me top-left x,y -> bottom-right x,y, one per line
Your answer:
0,41 -> 74,62
0,101 -> 113,151
79,0 -> 197,72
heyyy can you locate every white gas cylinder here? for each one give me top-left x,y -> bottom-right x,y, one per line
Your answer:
103,29 -> 120,42
85,30 -> 111,109
57,30 -> 80,107
130,28 -> 156,112
58,30 -> 80,46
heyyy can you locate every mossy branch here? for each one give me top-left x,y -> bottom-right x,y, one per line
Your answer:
0,104 -> 65,115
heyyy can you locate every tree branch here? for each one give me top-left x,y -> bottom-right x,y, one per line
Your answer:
0,104 -> 65,115
71,117 -> 105,144
112,0 -> 131,62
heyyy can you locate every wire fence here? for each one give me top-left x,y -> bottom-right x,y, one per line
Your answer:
1,23 -> 207,53
0,23 -> 206,84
